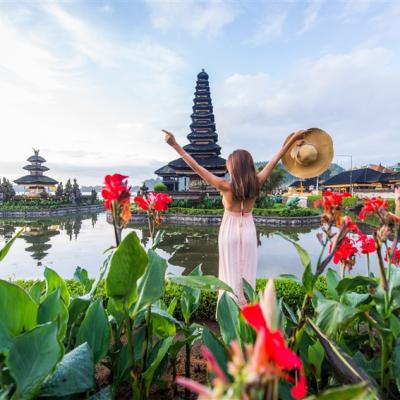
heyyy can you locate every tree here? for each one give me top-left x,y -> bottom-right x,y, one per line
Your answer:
64,179 -> 73,202
90,189 -> 97,204
0,178 -> 16,202
257,164 -> 286,194
153,182 -> 168,192
55,183 -> 64,199
72,179 -> 82,204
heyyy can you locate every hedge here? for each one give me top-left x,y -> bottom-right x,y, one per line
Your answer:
14,276 -> 327,321
167,207 -> 319,217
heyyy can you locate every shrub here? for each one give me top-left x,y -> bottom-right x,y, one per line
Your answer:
153,182 -> 168,192
342,195 -> 358,208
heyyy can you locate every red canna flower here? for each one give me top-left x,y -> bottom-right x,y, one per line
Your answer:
330,236 -> 358,269
357,234 -> 376,254
242,303 -> 307,399
384,247 -> 400,266
359,196 -> 388,220
316,192 -> 351,227
102,174 -> 130,209
343,216 -> 359,233
134,192 -> 173,212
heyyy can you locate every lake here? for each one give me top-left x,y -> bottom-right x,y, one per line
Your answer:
0,212 -> 377,280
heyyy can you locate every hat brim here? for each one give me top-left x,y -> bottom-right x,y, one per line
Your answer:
282,128 -> 334,179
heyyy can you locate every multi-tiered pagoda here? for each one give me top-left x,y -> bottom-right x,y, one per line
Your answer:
14,149 -> 58,195
156,69 -> 227,191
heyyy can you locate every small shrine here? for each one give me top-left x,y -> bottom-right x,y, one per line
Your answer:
14,149 -> 58,195
156,70 -> 227,192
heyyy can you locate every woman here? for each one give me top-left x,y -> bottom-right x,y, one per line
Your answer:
163,129 -> 306,304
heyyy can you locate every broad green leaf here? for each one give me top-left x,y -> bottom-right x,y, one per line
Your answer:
73,266 -> 92,293
0,280 -> 38,352
342,292 -> 370,308
217,292 -> 239,344
134,249 -> 167,314
142,337 -> 173,394
180,265 -> 202,323
89,251 -> 112,298
40,343 -> 94,396
326,268 -> 340,300
151,305 -> 182,328
390,314 -> 400,338
305,382 -> 374,400
307,319 -> 382,398
0,229 -> 22,262
152,312 -> 176,338
151,229 -> 165,249
168,274 -> 233,293
315,298 -> 357,337
44,267 -> 70,306
37,288 -> 68,342
76,299 -> 111,363
308,340 -> 324,386
275,232 -> 311,269
336,276 -> 377,296
6,322 -> 62,400
303,263 -> 316,296
68,297 -> 91,326
202,327 -> 230,379
106,231 -> 148,304
242,278 -> 257,303
115,345 -> 129,382
28,281 -> 43,304
88,386 -> 112,400
392,345 -> 400,392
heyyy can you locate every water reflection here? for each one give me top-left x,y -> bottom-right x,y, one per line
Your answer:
0,213 -> 379,280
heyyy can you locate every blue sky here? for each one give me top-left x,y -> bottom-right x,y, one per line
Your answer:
1,0 -> 399,185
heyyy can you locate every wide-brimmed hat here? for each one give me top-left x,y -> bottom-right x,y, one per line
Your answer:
282,128 -> 334,179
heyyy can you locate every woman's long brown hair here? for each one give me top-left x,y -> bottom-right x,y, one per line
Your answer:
228,150 -> 259,201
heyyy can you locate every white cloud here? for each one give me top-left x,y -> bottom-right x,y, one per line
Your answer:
146,0 -> 240,36
99,4 -> 114,14
215,47 -> 400,166
253,13 -> 287,43
298,0 -> 323,35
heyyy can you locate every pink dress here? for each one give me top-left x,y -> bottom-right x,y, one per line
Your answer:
218,201 -> 257,305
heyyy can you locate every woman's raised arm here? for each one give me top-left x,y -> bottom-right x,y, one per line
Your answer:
163,130 -> 229,191
257,130 -> 307,187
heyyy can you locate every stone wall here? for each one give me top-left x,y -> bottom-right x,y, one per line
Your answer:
0,204 -> 104,218
128,213 -> 321,227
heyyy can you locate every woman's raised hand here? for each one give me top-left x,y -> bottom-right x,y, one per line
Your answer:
162,129 -> 177,147
291,129 -> 308,141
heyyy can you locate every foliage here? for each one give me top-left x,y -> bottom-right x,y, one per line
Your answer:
0,178 -> 16,202
257,163 -> 286,194
153,182 -> 168,192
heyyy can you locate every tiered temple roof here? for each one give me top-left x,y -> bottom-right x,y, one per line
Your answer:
14,149 -> 58,191
166,70 -> 227,177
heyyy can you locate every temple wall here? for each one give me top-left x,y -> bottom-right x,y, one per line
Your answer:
0,204 -> 104,218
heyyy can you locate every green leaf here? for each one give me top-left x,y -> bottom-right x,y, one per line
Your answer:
37,288 -> 69,342
390,314 -> 400,338
275,232 -> 311,269
106,231 -> 148,305
326,268 -> 340,300
73,266 -> 92,293
392,345 -> 400,392
308,340 -> 324,386
151,305 -> 182,328
76,299 -> 111,363
88,386 -> 112,400
6,322 -> 63,400
307,319 -> 382,398
134,249 -> 167,314
0,280 -> 38,353
68,297 -> 91,326
303,263 -> 316,296
305,383 -> 374,400
180,265 -> 202,324
242,278 -> 257,303
28,281 -> 43,304
0,229 -> 22,262
217,292 -> 239,344
40,343 -> 94,396
336,276 -> 377,296
151,229 -> 165,249
44,267 -> 70,306
142,337 -> 173,394
168,274 -> 233,293
202,327 -> 230,379
342,292 -> 370,308
315,298 -> 357,337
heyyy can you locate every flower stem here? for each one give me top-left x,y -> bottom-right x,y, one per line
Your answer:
366,253 -> 370,277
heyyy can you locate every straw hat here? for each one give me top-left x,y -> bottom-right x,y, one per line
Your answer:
282,128 -> 333,179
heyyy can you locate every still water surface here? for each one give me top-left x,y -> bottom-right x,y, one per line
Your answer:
0,212 -> 377,280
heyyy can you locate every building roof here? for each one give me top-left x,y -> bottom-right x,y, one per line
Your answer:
154,165 -> 177,176
290,178 -> 319,188
169,155 -> 226,171
23,164 -> 49,172
14,175 -> 58,186
323,168 -> 384,186
27,154 -> 46,163
183,142 -> 221,153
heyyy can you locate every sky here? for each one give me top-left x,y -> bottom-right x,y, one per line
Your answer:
1,0 -> 400,186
